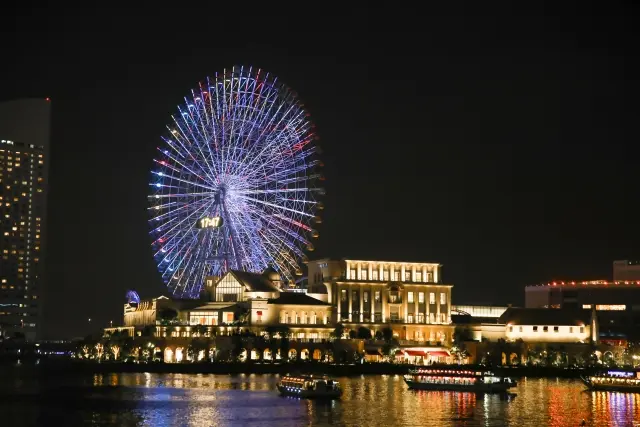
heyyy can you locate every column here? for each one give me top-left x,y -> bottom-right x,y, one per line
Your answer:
337,283 -> 341,320
359,286 -> 364,323
368,264 -> 373,281
412,265 -> 416,282
357,263 -> 362,280
434,265 -> 439,283
401,264 -> 405,282
348,284 -> 353,322
371,285 -> 375,323
379,264 -> 383,281
447,288 -> 452,323
422,265 -> 427,283
436,292 -> 441,324
382,287 -> 386,322
403,289 -> 408,322
426,291 -> 430,324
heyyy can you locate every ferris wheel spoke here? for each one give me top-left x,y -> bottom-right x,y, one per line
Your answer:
151,198 -> 211,245
156,147 -> 211,184
179,102 -> 221,182
170,120 -> 218,184
150,195 -> 215,223
236,194 -> 314,218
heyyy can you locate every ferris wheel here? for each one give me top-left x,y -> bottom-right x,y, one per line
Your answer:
148,66 -> 324,298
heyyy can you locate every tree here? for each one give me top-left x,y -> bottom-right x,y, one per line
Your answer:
356,327 -> 372,340
141,325 -> 155,337
158,308 -> 178,324
451,326 -> 473,364
330,323 -> 345,340
189,339 -> 209,362
193,325 -> 208,337
265,325 -> 290,340
453,326 -> 473,345
381,327 -> 394,342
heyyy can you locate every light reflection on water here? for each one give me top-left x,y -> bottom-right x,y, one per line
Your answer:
1,372 -> 640,426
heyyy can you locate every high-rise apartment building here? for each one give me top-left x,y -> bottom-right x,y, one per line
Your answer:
0,99 -> 51,341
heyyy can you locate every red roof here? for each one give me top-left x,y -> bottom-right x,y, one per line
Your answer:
403,350 -> 426,356
428,351 -> 450,357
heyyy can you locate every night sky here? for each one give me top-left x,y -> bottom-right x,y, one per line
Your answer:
1,4 -> 638,339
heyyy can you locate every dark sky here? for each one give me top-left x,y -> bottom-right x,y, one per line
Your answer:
1,3 -> 639,339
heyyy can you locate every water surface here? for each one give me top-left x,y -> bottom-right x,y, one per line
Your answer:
1,370 -> 639,426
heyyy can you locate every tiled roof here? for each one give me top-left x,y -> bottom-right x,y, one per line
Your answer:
268,292 -> 330,306
499,308 -> 592,326
231,270 -> 280,293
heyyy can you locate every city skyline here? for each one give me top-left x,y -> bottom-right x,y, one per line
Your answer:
1,4 -> 639,339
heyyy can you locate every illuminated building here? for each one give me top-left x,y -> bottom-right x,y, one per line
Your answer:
501,308 -> 596,344
308,259 -> 454,363
109,269 -> 338,362
613,260 -> 640,281
0,99 -> 51,341
525,279 -> 640,340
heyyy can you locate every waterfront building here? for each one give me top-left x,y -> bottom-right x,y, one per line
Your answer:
107,269 -> 340,362
0,99 -> 51,341
307,259 -> 454,364
525,280 -> 640,341
613,260 -> 640,281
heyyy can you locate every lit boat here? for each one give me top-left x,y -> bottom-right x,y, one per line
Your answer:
404,368 -> 517,393
276,374 -> 343,399
581,370 -> 640,392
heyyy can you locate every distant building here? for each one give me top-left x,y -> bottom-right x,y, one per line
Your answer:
308,258 -> 454,364
613,260 -> 640,281
0,99 -> 51,341
452,305 -> 509,321
524,280 -> 640,341
500,307 -> 596,344
108,269 -> 336,363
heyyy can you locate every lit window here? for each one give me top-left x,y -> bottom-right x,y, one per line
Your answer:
418,292 -> 424,303
553,326 -> 559,332
407,292 -> 414,303
440,293 -> 446,304
429,293 -> 435,304
579,327 -> 584,334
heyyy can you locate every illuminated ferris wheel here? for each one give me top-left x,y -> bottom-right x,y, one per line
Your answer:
148,66 -> 324,298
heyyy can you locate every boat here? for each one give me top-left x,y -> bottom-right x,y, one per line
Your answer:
404,367 -> 517,393
581,369 -> 640,392
277,374 -> 343,399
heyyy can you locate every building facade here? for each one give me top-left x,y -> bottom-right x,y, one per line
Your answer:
525,280 -> 640,341
308,259 -> 454,349
0,99 -> 51,341
613,260 -> 640,281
